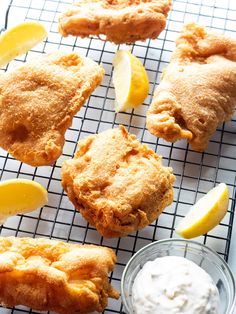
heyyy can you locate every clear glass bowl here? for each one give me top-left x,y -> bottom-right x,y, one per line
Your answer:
121,239 -> 236,314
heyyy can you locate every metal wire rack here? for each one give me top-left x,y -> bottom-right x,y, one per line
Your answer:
0,0 -> 236,313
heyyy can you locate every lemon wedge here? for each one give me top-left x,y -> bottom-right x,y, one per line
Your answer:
112,50 -> 149,112
176,183 -> 229,239
0,21 -> 47,67
0,179 -> 48,224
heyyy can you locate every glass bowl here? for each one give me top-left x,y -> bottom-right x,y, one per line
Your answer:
121,239 -> 235,314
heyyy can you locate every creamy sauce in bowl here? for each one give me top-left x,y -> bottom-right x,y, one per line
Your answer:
132,256 -> 220,314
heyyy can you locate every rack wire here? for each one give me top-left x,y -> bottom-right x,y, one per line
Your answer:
0,0 -> 236,313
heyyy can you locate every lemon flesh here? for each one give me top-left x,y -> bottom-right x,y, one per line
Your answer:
176,183 -> 229,239
112,50 -> 149,112
0,21 -> 47,67
0,179 -> 48,224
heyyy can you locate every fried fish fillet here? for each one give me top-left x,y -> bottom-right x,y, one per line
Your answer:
61,125 -> 175,238
59,0 -> 172,44
0,52 -> 104,166
146,23 -> 236,151
0,237 -> 118,314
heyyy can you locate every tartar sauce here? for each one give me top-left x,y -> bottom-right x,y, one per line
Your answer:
132,256 -> 219,314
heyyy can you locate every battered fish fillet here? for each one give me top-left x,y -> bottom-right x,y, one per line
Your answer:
0,237 -> 118,314
58,0 -> 172,44
61,125 -> 175,238
146,23 -> 236,151
0,52 -> 104,166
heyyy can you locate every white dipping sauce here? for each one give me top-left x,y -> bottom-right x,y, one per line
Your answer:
132,256 -> 219,314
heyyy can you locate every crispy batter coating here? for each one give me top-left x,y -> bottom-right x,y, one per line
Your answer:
0,237 -> 118,314
147,23 -> 236,151
61,126 -> 175,238
58,0 -> 172,44
0,52 -> 104,166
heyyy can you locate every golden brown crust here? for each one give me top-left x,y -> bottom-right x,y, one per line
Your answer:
0,52 -> 104,166
0,237 -> 118,314
61,125 -> 175,238
146,23 -> 236,151
58,0 -> 172,44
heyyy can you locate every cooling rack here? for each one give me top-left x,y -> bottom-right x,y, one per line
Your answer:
0,0 -> 236,313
